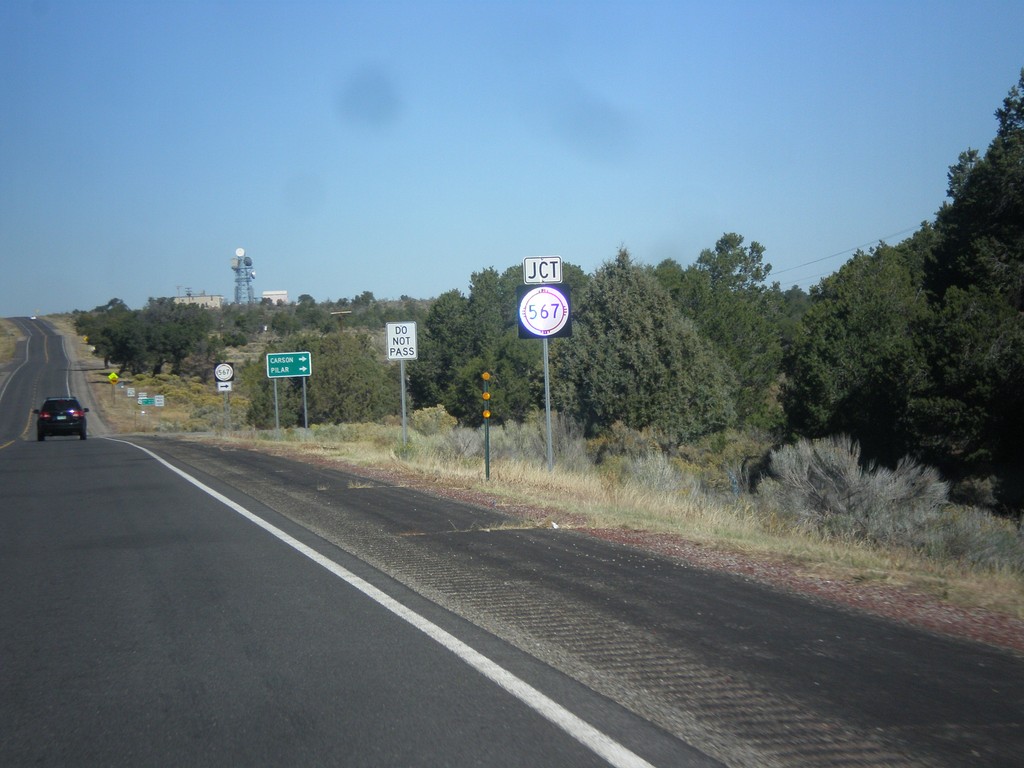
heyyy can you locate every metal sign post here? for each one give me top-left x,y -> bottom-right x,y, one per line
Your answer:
266,351 -> 313,433
385,323 -> 417,446
542,338 -> 553,471
214,363 -> 235,432
273,380 -> 280,436
517,273 -> 571,472
399,360 -> 407,445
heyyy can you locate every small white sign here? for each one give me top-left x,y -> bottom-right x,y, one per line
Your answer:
217,381 -> 233,392
127,388 -> 135,397
386,322 -> 418,360
155,395 -> 165,407
523,256 -> 562,284
214,363 -> 234,382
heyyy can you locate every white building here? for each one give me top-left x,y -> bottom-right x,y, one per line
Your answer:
262,290 -> 289,305
173,292 -> 223,308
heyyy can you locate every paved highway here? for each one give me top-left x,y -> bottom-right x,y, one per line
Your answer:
0,317 -> 92,445
1,320 -> 714,766
3,318 -> 1023,767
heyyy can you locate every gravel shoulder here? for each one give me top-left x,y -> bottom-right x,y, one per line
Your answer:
264,446 -> 1024,658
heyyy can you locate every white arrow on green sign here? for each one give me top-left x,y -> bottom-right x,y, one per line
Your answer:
266,351 -> 313,378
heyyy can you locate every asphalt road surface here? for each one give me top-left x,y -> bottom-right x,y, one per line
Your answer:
2,317 -> 1023,767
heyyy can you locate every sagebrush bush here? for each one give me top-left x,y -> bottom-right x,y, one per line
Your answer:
410,404 -> 457,436
489,419 -> 546,461
921,506 -> 1024,572
760,435 -> 1024,573
441,427 -> 482,459
763,435 -> 948,538
469,411 -> 591,470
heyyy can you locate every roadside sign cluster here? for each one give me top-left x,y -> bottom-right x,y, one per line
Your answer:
210,256 -> 569,470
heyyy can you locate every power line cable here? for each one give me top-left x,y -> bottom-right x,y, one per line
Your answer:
771,226 -> 920,277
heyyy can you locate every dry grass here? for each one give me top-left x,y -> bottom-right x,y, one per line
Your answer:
0,319 -> 19,362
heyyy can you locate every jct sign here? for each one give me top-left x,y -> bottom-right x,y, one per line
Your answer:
386,322 -> 418,360
523,256 -> 562,284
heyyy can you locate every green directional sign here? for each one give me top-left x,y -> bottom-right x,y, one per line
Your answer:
266,351 -> 313,378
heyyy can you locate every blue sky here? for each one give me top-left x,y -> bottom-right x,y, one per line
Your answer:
2,0 -> 1022,316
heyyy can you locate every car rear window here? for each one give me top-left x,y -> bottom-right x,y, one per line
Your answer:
43,399 -> 79,411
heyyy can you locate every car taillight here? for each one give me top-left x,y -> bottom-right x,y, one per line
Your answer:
70,410 -> 83,417
39,412 -> 52,420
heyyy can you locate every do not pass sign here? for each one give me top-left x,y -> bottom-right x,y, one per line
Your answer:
386,322 -> 418,360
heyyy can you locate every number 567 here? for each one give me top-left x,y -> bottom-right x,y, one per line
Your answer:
527,303 -> 561,320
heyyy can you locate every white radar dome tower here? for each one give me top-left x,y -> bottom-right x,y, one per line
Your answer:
231,247 -> 256,304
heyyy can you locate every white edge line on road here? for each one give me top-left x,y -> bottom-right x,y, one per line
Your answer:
113,438 -> 658,768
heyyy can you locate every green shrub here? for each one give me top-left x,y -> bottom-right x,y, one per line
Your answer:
586,421 -> 667,463
680,428 -> 776,496
622,452 -> 689,494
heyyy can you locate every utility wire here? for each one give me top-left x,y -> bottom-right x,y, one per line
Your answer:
771,226 -> 920,277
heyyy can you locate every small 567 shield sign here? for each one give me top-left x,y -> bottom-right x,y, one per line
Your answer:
517,284 -> 572,339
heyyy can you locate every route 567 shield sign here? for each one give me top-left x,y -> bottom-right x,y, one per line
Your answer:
517,284 -> 572,339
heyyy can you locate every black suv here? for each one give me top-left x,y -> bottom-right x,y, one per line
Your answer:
35,397 -> 89,441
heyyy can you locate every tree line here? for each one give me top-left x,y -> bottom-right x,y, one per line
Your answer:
74,70 -> 1024,513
